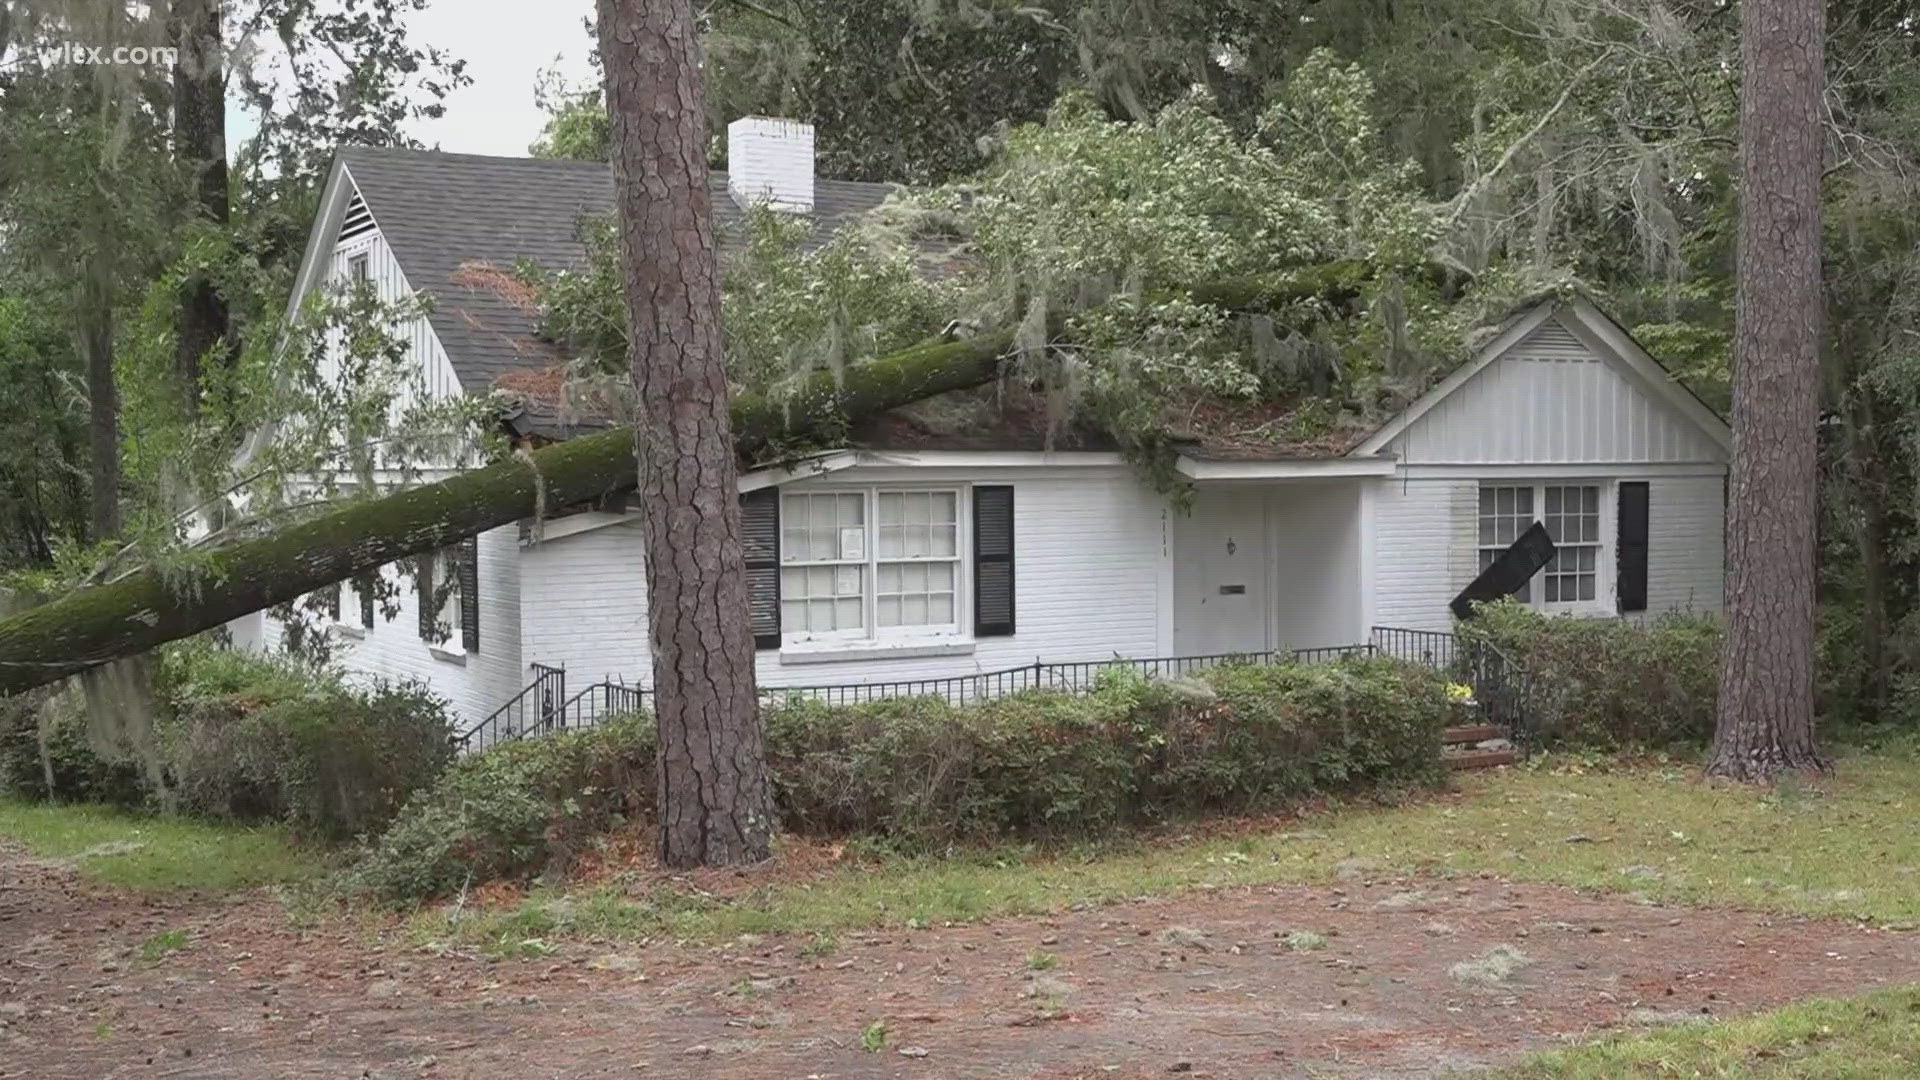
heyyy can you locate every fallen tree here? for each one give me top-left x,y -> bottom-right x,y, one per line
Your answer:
0,256 -> 1426,697
0,330 -> 1012,696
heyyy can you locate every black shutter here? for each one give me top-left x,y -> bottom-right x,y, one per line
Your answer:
1451,522 -> 1556,620
974,485 -> 1015,637
323,583 -> 341,622
1617,481 -> 1650,613
358,571 -> 377,628
415,553 -> 436,641
741,488 -> 781,649
458,536 -> 481,652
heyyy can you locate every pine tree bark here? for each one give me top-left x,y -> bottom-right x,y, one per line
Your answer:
81,255 -> 120,542
170,0 -> 231,416
1708,0 -> 1826,780
598,0 -> 774,868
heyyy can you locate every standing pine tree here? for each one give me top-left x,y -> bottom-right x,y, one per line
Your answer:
1709,0 -> 1826,779
596,0 -> 776,865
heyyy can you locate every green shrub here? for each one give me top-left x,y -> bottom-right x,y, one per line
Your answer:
347,713 -> 653,902
0,689 -> 146,807
764,659 -> 1448,848
159,646 -> 454,840
355,657 -> 1451,902
1460,600 -> 1721,749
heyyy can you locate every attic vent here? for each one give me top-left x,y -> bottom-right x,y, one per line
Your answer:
338,192 -> 377,243
1512,318 -> 1591,363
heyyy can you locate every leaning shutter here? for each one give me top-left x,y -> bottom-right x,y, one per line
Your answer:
973,485 -> 1015,637
1617,481 -> 1650,613
458,536 -> 481,652
741,489 -> 781,649
415,553 -> 436,641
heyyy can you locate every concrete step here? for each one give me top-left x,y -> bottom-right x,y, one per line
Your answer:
1442,724 -> 1506,746
1446,748 -> 1519,771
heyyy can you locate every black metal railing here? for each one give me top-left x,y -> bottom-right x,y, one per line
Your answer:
462,643 -> 1380,749
462,634 -> 1533,754
1368,625 -> 1536,749
458,663 -> 565,751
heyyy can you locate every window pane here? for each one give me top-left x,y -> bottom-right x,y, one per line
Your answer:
878,525 -> 905,559
1544,577 -> 1561,603
1580,574 -> 1596,601
877,596 -> 901,627
1515,488 -> 1533,515
1545,487 -> 1561,515
929,593 -> 954,623
933,524 -> 957,557
928,562 -> 954,591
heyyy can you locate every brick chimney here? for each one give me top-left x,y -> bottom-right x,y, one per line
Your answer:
726,116 -> 815,214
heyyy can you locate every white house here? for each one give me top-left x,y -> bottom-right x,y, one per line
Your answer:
230,119 -> 1731,735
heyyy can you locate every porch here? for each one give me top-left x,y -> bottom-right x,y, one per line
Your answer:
1171,475 -> 1371,656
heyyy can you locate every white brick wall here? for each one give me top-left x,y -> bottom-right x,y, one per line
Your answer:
255,523 -> 524,727
513,467 -> 1171,690
1646,475 -> 1725,614
1371,477 -> 1478,632
520,520 -> 650,683
1370,470 -> 1727,632
727,117 -> 815,212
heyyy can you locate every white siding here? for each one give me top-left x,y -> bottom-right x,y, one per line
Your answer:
253,523 -> 524,727
512,466 -> 1172,690
1646,475 -> 1725,614
234,218 -> 510,725
1387,316 -> 1723,466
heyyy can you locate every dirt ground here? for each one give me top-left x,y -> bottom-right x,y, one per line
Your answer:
4,845 -> 1918,1079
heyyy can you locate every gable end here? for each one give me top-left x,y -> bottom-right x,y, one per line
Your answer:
1360,304 -> 1729,466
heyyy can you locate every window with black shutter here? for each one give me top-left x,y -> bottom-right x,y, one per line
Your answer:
973,485 -> 1015,637
357,570 -> 377,628
741,489 -> 781,649
458,536 -> 481,652
1617,481 -> 1650,613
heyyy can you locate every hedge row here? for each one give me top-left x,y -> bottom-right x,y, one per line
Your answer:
1459,600 -> 1721,750
350,657 -> 1454,902
0,645 -> 453,841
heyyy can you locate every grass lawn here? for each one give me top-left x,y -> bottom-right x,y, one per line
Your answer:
415,733 -> 1920,952
1492,987 -> 1920,1078
0,798 -> 329,893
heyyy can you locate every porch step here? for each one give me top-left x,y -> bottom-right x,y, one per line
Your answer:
1442,724 -> 1505,746
1446,748 -> 1519,771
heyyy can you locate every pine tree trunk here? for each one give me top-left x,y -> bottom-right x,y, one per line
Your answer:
1708,0 -> 1826,780
170,0 -> 231,416
598,0 -> 774,868
82,260 -> 120,542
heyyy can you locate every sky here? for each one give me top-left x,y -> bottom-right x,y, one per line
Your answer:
227,0 -> 599,159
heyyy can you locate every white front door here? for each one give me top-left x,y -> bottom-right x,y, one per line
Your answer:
1173,490 -> 1271,655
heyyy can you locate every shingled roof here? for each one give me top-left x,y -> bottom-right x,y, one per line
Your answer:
333,147 -> 907,434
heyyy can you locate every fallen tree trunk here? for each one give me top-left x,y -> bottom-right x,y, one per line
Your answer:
0,331 -> 1012,696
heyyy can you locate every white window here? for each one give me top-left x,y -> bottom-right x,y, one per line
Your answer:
419,547 -> 462,645
1477,483 -> 1607,610
781,488 -> 962,642
348,253 -> 369,285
